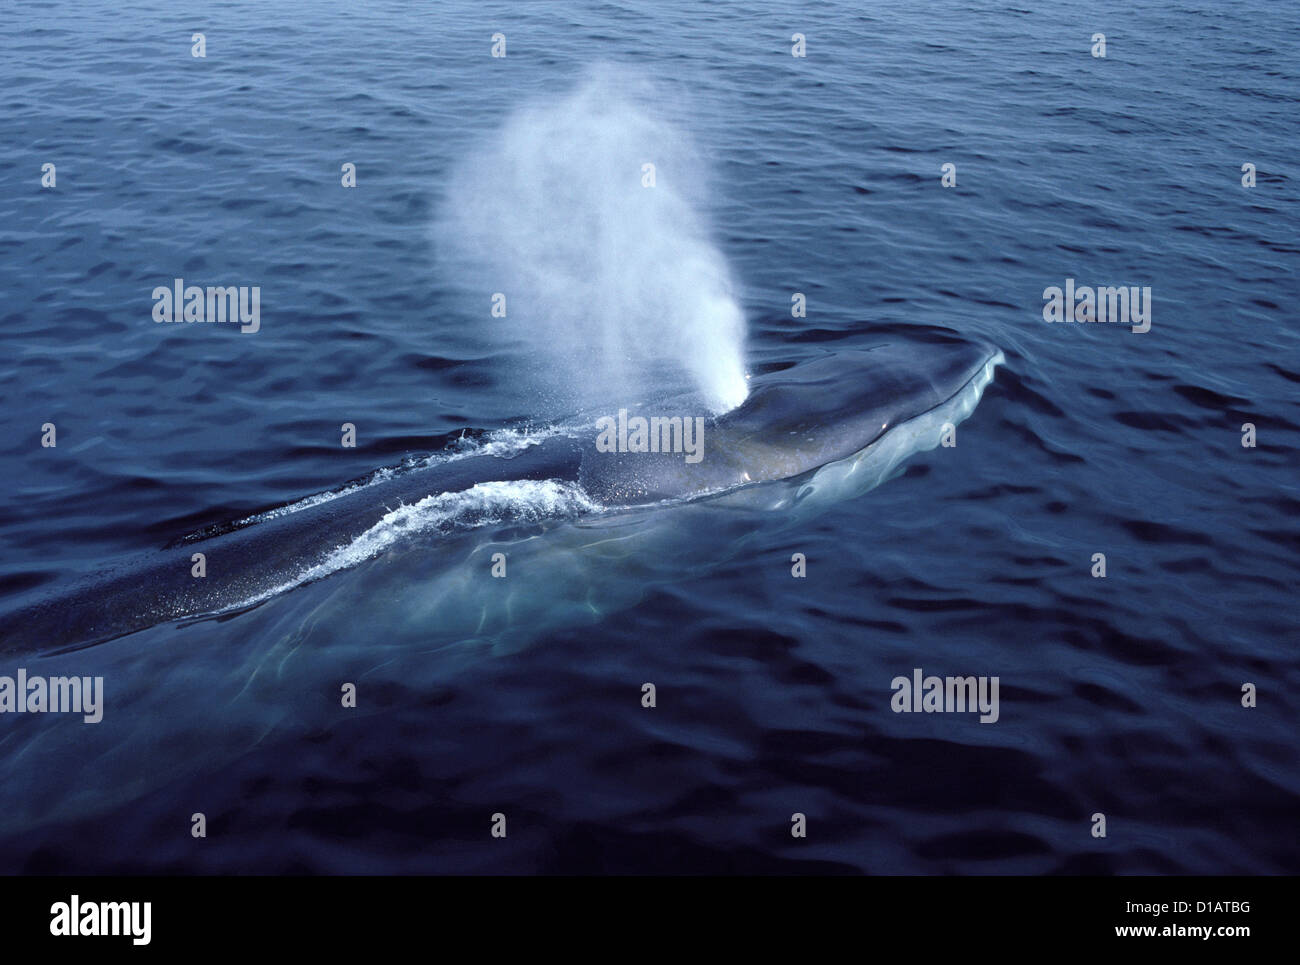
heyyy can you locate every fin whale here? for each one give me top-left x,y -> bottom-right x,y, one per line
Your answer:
0,338 -> 1003,654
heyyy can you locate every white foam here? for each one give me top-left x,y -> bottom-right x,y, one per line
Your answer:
227,478 -> 602,613
232,425 -> 567,528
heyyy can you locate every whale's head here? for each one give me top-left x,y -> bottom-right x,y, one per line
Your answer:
578,336 -> 1004,504
715,337 -> 1003,476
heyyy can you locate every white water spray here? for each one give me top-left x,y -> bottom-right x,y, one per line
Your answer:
435,69 -> 749,416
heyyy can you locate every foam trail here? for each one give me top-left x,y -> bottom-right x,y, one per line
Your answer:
436,67 -> 748,416
233,479 -> 602,613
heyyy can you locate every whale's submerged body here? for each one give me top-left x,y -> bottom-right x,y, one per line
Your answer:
0,337 -> 1004,654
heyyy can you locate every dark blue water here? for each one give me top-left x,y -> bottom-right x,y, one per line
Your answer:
1,0 -> 1296,873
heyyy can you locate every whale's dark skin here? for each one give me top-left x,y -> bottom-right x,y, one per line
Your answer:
0,339 -> 999,654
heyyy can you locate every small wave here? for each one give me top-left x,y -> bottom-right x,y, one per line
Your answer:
419,423 -> 574,467
234,468 -> 400,526
233,424 -> 572,528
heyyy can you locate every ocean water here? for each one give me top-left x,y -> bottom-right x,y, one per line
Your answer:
0,0 -> 1297,874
